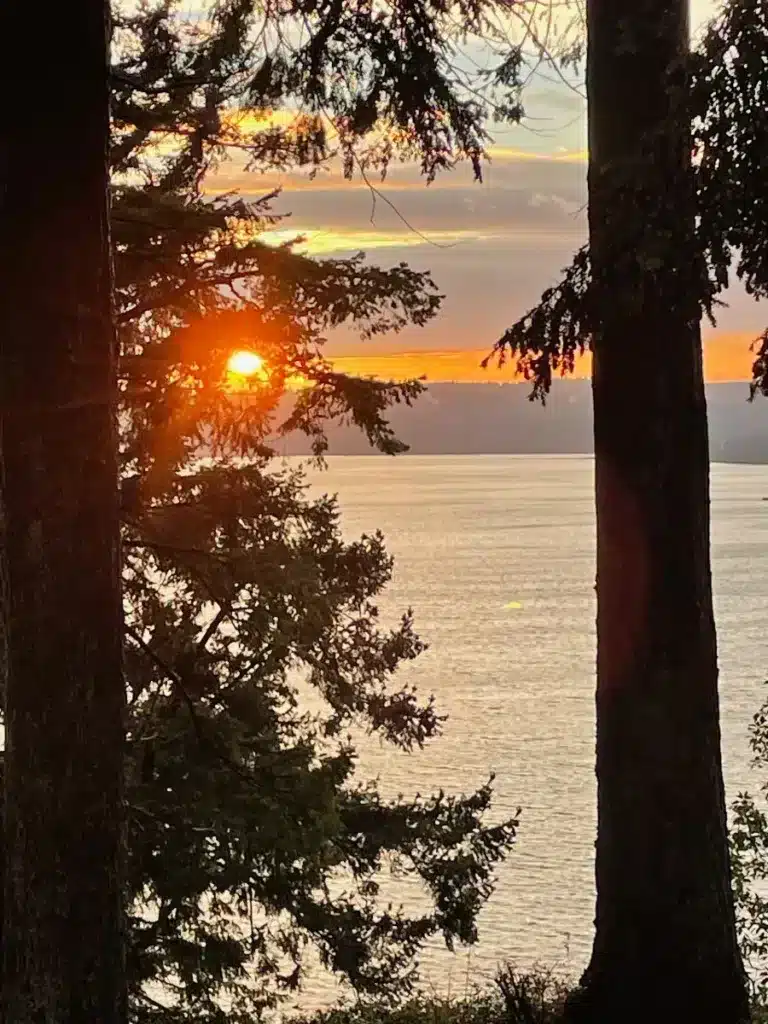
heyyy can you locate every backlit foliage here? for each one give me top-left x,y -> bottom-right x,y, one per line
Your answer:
488,0 -> 768,401
110,1 -> 527,1019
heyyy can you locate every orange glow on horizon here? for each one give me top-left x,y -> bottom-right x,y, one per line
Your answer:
221,333 -> 756,399
330,348 -> 589,383
329,333 -> 758,385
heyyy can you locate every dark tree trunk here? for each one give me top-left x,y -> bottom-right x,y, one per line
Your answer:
567,2 -> 749,1021
0,0 -> 126,1021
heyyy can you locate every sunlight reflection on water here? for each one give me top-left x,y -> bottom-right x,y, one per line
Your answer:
281,454 -> 768,1010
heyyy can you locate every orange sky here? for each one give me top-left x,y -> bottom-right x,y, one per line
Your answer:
197,2 -> 765,387
203,139 -> 768,383
330,332 -> 759,384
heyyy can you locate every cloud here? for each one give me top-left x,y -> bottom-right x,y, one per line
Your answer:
331,331 -> 760,386
331,347 -> 587,383
196,63 -> 767,364
211,148 -> 591,358
259,227 -> 495,255
211,147 -> 588,254
129,0 -> 763,382
205,142 -> 587,196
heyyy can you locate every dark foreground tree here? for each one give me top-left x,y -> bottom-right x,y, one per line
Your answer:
488,1 -> 750,1020
0,0 -> 126,1020
103,1 -> 532,1018
730,695 -> 768,1008
696,4 -> 768,1006
575,2 -> 747,1016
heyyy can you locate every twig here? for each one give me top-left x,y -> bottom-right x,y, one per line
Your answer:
124,624 -> 260,788
196,605 -> 228,653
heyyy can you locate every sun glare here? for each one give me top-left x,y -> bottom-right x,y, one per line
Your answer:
227,350 -> 265,377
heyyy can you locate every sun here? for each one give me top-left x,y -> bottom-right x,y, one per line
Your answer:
227,350 -> 265,377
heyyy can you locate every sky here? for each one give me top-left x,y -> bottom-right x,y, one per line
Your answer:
206,0 -> 766,384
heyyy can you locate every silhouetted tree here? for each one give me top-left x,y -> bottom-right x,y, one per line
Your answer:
489,2 -> 750,1020
693,1 -> 768,1009
575,2 -> 747,1017
106,2 -> 529,1019
0,0 -> 126,1020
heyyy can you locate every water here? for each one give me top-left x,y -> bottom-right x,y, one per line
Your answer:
291,455 -> 768,1006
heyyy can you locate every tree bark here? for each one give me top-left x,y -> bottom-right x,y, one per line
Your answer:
567,2 -> 750,1021
0,0 -> 127,1020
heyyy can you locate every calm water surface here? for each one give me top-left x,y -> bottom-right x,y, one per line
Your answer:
293,455 -> 768,1005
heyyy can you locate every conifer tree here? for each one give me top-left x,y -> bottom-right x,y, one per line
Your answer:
109,2 -> 527,1018
0,0 -> 126,1020
487,1 -> 768,1018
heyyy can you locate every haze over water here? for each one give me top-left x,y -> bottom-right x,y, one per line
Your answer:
294,455 -> 768,1007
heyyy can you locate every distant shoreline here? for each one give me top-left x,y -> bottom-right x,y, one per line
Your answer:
279,451 -> 768,466
274,381 -> 768,463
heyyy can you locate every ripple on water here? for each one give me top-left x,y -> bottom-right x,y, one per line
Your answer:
284,455 -> 768,1009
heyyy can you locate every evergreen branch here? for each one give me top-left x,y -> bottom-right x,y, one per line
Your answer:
124,624 -> 202,720
122,540 -> 227,559
196,606 -> 228,653
117,269 -> 264,323
111,69 -> 223,95
111,0 -> 528,1009
483,245 -> 592,401
125,624 -> 261,789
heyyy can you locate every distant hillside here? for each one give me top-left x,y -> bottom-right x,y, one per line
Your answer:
275,380 -> 768,463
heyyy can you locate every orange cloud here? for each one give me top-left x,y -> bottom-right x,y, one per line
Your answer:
331,348 -> 590,383
201,122 -> 587,196
331,333 -> 759,384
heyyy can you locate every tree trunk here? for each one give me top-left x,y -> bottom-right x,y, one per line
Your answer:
0,0 -> 127,1020
567,2 -> 749,1021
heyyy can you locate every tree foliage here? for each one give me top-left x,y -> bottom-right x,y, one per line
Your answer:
691,0 -> 768,394
556,0 -> 748,1018
0,0 -> 126,1018
485,0 -> 768,400
104,1 -> 529,1019
730,692 -> 768,1007
482,0 -> 768,1009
